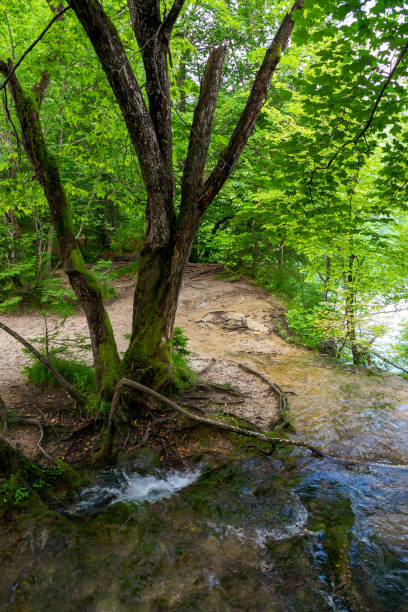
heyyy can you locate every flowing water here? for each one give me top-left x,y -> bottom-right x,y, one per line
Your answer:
2,274 -> 408,610
2,390 -> 408,611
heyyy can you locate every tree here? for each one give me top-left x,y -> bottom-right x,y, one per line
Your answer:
0,0 -> 304,397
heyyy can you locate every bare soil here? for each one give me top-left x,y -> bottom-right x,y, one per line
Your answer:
1,263 -> 408,464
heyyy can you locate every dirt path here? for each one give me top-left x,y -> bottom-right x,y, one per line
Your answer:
1,264 -> 408,435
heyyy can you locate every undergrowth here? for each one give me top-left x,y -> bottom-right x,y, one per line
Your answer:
170,327 -> 196,394
23,350 -> 95,394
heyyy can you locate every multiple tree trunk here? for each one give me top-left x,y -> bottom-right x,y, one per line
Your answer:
0,0 -> 304,396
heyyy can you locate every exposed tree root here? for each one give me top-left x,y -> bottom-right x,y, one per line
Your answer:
196,358 -> 216,376
195,381 -> 245,397
109,378 -> 408,471
219,411 -> 262,432
8,416 -> 56,464
238,362 -> 290,427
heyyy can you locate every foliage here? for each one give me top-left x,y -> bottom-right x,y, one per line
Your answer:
23,350 -> 96,394
90,259 -> 118,301
0,0 -> 407,382
172,327 -> 191,357
170,327 -> 195,393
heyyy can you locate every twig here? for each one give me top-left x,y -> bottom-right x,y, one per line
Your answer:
32,405 -> 60,440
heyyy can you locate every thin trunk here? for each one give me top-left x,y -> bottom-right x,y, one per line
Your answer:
323,256 -> 331,302
0,61 -> 120,399
345,254 -> 361,366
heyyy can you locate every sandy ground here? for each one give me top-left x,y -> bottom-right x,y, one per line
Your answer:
2,263 -> 408,439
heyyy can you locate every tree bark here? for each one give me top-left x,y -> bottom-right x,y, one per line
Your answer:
0,61 -> 120,399
344,254 -> 361,366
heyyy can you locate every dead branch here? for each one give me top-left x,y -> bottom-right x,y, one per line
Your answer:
0,320 -> 83,403
368,348 -> 408,375
109,378 -> 408,471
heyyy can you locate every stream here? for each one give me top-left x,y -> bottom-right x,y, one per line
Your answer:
2,392 -> 408,610
2,272 -> 408,610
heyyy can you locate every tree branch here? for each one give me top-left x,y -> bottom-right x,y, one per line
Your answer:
0,6 -> 71,92
197,0 -> 304,213
180,46 -> 227,216
162,0 -> 186,36
69,0 -> 175,248
127,0 -> 174,191
308,39 -> 408,185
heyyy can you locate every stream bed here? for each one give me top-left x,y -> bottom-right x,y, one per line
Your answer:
2,391 -> 408,611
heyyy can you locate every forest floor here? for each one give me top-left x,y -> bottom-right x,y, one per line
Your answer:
1,262 -> 408,465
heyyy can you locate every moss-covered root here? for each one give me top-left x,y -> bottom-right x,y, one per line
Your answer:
0,439 -> 81,514
0,439 -> 43,481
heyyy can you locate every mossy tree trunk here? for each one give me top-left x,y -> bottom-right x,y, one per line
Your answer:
0,62 -> 121,400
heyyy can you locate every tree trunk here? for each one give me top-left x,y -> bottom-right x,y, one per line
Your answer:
124,224 -> 197,388
0,61 -> 121,399
345,254 -> 361,366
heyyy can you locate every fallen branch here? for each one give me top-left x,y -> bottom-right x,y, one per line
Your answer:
0,320 -> 83,403
109,378 -> 408,471
368,348 -> 408,376
341,337 -> 408,376
238,362 -> 289,425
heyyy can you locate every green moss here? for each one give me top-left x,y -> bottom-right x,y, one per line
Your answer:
269,42 -> 282,65
0,441 -> 81,514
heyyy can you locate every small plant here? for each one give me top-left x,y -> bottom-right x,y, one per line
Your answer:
172,327 -> 191,356
23,350 -> 96,394
170,327 -> 195,393
90,259 -> 118,301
